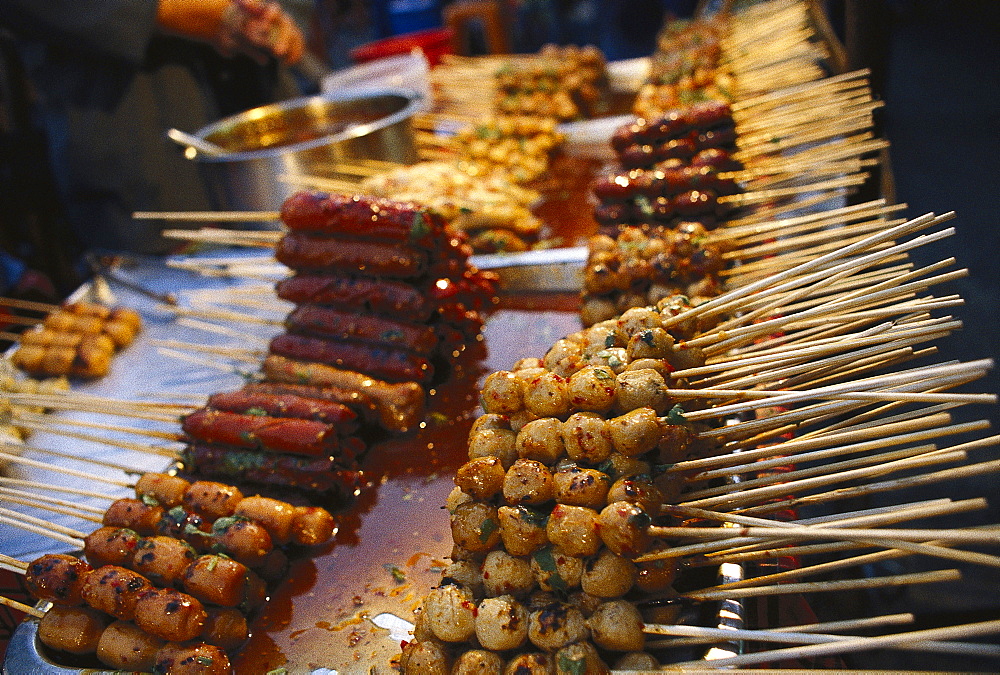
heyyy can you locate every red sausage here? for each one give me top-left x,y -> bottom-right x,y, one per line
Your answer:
280,192 -> 445,249
181,443 -> 363,495
275,232 -> 429,278
275,273 -> 432,318
181,409 -> 340,457
206,390 -> 359,430
286,304 -> 439,354
268,333 -> 433,383
240,381 -> 377,422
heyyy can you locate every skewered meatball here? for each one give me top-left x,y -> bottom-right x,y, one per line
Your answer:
455,456 -> 506,501
561,413 -> 613,465
400,638 -> 450,675
450,502 -> 501,552
555,642 -> 609,675
567,366 -> 618,413
481,371 -> 524,414
482,550 -> 534,598
468,426 -> 518,469
475,595 -> 529,651
552,467 -> 610,508
38,606 -> 111,655
615,369 -> 670,414
516,418 -> 565,465
497,505 -> 549,556
587,600 -> 645,651
25,555 -> 93,606
503,652 -> 553,674
546,505 -> 601,557
528,602 -> 589,651
608,407 -> 664,457
423,584 -> 477,642
96,620 -> 164,670
597,502 -> 652,557
580,550 -> 637,598
452,649 -> 504,675
522,372 -> 570,417
503,458 -> 555,505
530,548 -> 583,592
606,475 -> 665,515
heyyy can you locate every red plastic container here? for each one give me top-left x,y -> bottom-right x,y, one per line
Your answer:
350,27 -> 455,66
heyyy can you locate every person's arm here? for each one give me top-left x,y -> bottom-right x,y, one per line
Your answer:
0,0 -> 161,65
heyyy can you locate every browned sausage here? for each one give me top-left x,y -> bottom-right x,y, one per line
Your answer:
275,273 -> 432,319
262,355 -> 425,432
286,304 -> 439,354
206,390 -> 359,430
269,333 -> 433,383
275,232 -> 428,278
280,191 -> 446,249
182,409 -> 342,457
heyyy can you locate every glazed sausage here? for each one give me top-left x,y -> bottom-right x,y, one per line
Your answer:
275,273 -> 432,319
181,442 -> 362,495
206,390 -> 358,430
262,355 -> 425,432
286,304 -> 439,354
84,527 -> 142,568
103,498 -> 163,534
269,333 -> 433,384
153,642 -> 232,675
135,473 -> 191,508
240,381 -> 377,422
80,565 -> 152,621
280,191 -> 445,249
182,409 -> 341,458
275,231 -> 428,279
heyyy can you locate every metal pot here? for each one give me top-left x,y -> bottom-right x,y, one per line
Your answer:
190,89 -> 421,214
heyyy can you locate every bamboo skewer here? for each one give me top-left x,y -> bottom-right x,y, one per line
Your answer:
644,613 -> 915,649
0,447 -> 135,487
680,569 -> 962,602
644,622 -> 1000,658
0,485 -> 106,517
0,477 -> 118,501
0,506 -> 87,545
668,618 -> 1000,668
0,595 -> 45,619
0,553 -> 28,574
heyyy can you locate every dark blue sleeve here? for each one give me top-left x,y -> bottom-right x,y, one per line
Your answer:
0,0 -> 160,65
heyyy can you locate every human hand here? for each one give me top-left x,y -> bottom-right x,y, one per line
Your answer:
156,0 -> 305,65
219,0 -> 305,65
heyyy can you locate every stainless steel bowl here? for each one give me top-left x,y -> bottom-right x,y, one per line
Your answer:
190,89 -> 421,214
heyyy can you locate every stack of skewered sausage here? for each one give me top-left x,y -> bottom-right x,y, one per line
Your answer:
15,475 -> 336,673
265,192 -> 497,432
595,100 -> 742,232
178,387 -> 366,495
8,301 -> 142,379
401,297 -> 711,673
